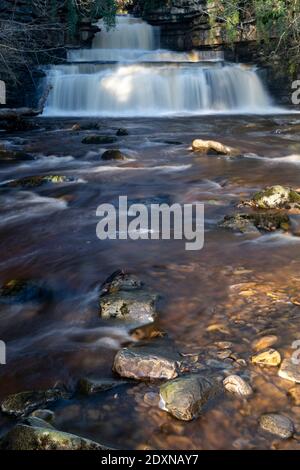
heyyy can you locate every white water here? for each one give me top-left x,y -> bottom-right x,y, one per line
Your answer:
44,15 -> 275,117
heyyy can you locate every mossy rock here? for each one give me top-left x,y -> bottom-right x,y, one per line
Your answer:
4,175 -> 73,189
159,375 -> 219,421
1,388 -> 70,417
0,279 -> 51,304
220,212 -> 291,233
0,424 -> 109,450
82,135 -> 117,144
0,149 -> 34,163
101,149 -> 126,161
250,185 -> 300,210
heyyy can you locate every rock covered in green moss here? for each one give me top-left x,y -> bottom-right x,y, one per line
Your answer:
219,212 -> 290,233
0,423 -> 109,450
4,174 -> 74,189
1,388 -> 70,417
243,185 -> 300,210
159,374 -> 219,421
0,279 -> 51,304
82,135 -> 117,144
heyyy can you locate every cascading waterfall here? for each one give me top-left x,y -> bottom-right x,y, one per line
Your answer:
44,15 -> 273,116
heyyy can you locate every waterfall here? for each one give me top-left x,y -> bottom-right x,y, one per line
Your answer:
44,15 -> 273,116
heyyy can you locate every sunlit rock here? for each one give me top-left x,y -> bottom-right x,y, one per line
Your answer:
159,374 -> 219,421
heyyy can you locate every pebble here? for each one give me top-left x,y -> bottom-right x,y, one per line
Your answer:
251,348 -> 281,367
252,335 -> 278,351
278,358 -> 300,383
223,375 -> 253,397
259,413 -> 294,439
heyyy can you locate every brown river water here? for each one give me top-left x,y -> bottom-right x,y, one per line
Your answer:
1,114 -> 300,449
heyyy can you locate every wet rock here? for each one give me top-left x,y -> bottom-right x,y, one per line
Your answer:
22,416 -> 56,429
0,423 -> 109,450
113,344 -> 181,381
251,348 -> 281,367
77,377 -> 124,395
99,290 -> 158,326
159,374 -> 219,421
100,270 -> 143,296
71,121 -> 100,131
219,212 -> 290,233
101,149 -> 127,161
0,149 -> 34,163
82,135 -> 117,144
29,409 -> 55,423
1,388 -> 69,417
288,386 -> 300,405
0,279 -> 51,304
116,128 -> 129,136
4,174 -> 73,189
243,185 -> 300,210
252,335 -> 278,351
278,358 -> 300,383
3,118 -> 39,133
223,375 -> 253,397
192,139 -> 235,155
259,413 -> 294,439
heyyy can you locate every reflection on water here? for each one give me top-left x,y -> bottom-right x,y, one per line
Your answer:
1,115 -> 300,448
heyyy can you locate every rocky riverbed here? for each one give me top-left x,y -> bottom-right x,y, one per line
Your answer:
1,114 -> 300,449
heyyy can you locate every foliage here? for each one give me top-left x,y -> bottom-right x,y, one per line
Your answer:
207,0 -> 300,74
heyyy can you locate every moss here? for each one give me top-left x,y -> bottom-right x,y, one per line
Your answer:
288,190 -> 300,203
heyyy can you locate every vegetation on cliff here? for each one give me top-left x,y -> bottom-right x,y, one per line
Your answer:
208,0 -> 300,75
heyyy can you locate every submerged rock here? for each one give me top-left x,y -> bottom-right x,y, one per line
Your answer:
99,271 -> 157,326
77,377 -> 124,395
278,358 -> 300,383
99,290 -> 158,325
100,270 -> 143,296
223,375 -> 253,397
251,348 -> 281,367
242,185 -> 300,210
4,174 -> 73,189
101,149 -> 127,161
116,128 -> 129,136
159,374 -> 219,421
0,279 -> 51,304
259,413 -> 294,439
219,212 -> 290,233
81,135 -> 117,144
0,149 -> 34,163
113,344 -> 181,381
29,409 -> 55,423
192,139 -> 235,155
1,388 -> 69,417
0,423 -> 109,450
71,121 -> 101,131
252,335 -> 278,351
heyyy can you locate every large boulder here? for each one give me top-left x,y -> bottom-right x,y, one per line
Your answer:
0,423 -> 109,450
113,343 -> 181,381
159,374 -> 219,421
1,388 -> 69,417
